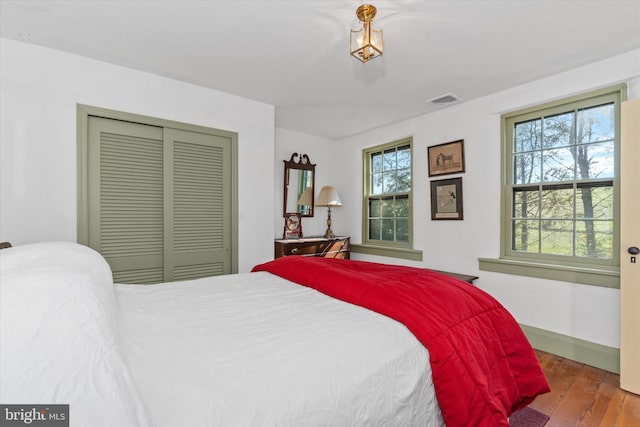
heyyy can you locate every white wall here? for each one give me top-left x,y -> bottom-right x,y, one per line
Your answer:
329,49 -> 640,349
0,38 -> 275,273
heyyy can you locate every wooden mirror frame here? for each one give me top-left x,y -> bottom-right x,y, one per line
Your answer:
283,153 -> 316,218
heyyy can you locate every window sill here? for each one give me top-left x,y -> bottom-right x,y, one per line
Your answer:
351,244 -> 423,261
478,257 -> 619,288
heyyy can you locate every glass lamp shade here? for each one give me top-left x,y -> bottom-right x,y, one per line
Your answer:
350,23 -> 383,63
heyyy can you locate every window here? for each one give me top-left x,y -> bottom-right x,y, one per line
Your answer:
510,102 -> 616,260
480,85 -> 626,287
363,138 -> 413,248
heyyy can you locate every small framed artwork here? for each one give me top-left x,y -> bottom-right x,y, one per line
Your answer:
283,212 -> 303,239
430,177 -> 463,220
428,139 -> 465,177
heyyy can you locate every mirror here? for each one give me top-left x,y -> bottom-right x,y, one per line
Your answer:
283,153 -> 316,218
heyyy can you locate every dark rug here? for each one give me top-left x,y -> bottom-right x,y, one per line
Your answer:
509,406 -> 550,427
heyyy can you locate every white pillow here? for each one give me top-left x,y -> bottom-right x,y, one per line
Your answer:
0,242 -> 150,427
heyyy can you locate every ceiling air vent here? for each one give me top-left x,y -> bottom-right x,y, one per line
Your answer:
425,93 -> 462,108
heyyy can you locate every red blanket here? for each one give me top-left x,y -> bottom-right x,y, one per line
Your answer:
252,256 -> 549,427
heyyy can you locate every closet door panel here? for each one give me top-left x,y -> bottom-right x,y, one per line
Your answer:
88,117 -> 165,284
164,128 -> 232,281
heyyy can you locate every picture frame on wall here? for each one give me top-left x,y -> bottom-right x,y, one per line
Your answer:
430,177 -> 463,220
428,139 -> 465,177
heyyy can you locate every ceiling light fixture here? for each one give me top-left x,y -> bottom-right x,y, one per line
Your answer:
350,4 -> 383,63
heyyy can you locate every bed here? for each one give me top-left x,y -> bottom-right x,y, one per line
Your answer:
0,242 -> 549,426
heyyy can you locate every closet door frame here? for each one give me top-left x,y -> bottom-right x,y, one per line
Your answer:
76,104 -> 239,275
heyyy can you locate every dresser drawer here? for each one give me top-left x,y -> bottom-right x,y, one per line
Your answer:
274,237 -> 350,259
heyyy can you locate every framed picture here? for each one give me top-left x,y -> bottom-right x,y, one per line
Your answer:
430,178 -> 463,220
283,212 -> 303,239
428,139 -> 465,177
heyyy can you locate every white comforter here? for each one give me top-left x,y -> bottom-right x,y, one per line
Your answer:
1,242 -> 444,426
116,273 -> 443,427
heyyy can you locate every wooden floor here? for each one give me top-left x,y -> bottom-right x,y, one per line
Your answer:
530,350 -> 640,426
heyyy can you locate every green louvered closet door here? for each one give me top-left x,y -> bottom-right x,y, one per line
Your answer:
87,116 -> 232,284
164,128 -> 231,282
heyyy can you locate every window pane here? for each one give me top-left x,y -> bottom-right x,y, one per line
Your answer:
576,220 -> 613,259
372,172 -> 383,194
381,219 -> 395,241
383,149 -> 396,171
382,171 -> 396,193
541,187 -> 573,219
372,152 -> 383,173
396,195 -> 409,218
514,119 -> 541,152
397,146 -> 411,168
513,188 -> 539,218
396,219 -> 409,242
576,184 -> 613,219
381,198 -> 394,217
541,220 -> 573,256
369,198 -> 381,217
542,147 -> 575,181
369,218 -> 381,240
577,103 -> 614,143
512,220 -> 540,252
397,168 -> 411,192
514,152 -> 541,184
543,112 -> 574,148
576,141 -> 614,180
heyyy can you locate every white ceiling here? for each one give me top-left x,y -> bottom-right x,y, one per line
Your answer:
2,0 -> 639,139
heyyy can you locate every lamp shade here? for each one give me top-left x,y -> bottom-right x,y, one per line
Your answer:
315,186 -> 343,207
297,187 -> 313,206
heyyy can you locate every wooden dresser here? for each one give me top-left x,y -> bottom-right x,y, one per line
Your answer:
274,236 -> 350,259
